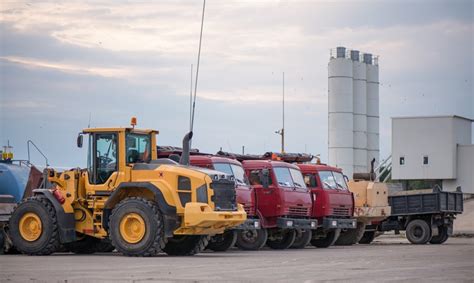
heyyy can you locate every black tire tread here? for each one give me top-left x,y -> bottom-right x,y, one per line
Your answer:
291,229 -> 312,249
163,235 -> 210,256
311,229 -> 341,248
335,222 -> 366,246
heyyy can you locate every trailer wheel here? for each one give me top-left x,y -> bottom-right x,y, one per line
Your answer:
291,229 -> 312,249
359,231 -> 376,244
207,230 -> 237,252
310,229 -> 341,248
429,226 -> 449,244
163,235 -> 209,256
335,222 -> 366,246
266,229 -> 296,250
236,228 -> 268,250
406,219 -> 431,244
109,197 -> 166,256
9,197 -> 60,255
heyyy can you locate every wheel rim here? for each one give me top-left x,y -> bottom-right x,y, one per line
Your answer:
19,212 -> 42,242
413,226 -> 423,239
241,230 -> 258,243
119,213 -> 146,244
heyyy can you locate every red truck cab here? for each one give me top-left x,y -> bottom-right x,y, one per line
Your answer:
297,164 -> 356,247
242,160 -> 317,249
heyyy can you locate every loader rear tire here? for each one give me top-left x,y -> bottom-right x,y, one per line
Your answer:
95,239 -> 115,252
359,231 -> 376,244
406,219 -> 431,245
291,229 -> 312,249
9,197 -> 60,255
207,230 -> 237,252
310,229 -> 340,248
109,197 -> 166,257
335,222 -> 366,246
266,229 -> 296,250
163,235 -> 209,256
236,228 -> 268,250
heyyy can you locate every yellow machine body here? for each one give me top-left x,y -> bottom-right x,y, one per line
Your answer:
347,180 -> 391,223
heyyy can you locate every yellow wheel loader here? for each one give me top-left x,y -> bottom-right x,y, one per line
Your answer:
9,120 -> 246,256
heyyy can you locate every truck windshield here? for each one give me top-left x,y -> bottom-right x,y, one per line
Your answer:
289,168 -> 307,190
273,167 -> 294,187
319,171 -> 337,190
332,171 -> 348,190
214,163 -> 249,186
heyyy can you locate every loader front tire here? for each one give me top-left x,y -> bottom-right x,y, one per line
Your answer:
207,230 -> 237,252
163,235 -> 209,256
109,197 -> 166,257
291,229 -> 312,249
236,228 -> 268,250
9,197 -> 60,255
335,222 -> 366,246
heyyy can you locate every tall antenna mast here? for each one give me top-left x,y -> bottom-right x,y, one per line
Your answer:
275,72 -> 285,153
189,64 -> 193,130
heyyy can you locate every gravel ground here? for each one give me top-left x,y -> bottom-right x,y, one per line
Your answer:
0,236 -> 473,282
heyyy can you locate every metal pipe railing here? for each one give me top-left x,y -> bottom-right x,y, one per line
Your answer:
27,140 -> 49,167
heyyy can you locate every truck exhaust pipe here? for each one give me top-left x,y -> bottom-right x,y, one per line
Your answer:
179,131 -> 193,165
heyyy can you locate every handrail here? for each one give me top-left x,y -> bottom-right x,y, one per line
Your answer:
27,140 -> 49,167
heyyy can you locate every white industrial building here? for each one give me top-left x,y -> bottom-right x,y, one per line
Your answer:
391,115 -> 474,195
328,46 -> 379,178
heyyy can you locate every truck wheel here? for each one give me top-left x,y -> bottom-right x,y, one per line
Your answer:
163,235 -> 209,256
235,228 -> 268,250
429,226 -> 449,244
109,197 -> 166,256
310,229 -> 341,248
207,230 -> 237,252
359,231 -> 376,244
291,229 -> 312,249
406,219 -> 432,244
9,197 -> 60,255
335,222 -> 366,246
266,229 -> 296,250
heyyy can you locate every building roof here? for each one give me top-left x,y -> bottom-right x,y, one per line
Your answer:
391,115 -> 474,122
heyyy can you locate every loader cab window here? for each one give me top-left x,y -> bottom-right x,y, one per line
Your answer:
88,133 -> 118,185
126,133 -> 151,164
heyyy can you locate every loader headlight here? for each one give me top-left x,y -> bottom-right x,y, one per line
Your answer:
286,220 -> 294,227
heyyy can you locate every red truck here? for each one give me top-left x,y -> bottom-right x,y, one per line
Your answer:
296,163 -> 356,247
218,151 -> 317,250
157,147 -> 260,252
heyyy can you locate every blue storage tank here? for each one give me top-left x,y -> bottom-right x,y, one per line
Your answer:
0,162 -> 31,203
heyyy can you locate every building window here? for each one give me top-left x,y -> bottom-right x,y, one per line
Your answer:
423,156 -> 429,165
399,157 -> 405,165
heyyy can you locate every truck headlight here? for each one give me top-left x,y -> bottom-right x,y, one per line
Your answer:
286,220 -> 294,227
352,221 -> 357,227
332,220 -> 338,227
311,221 -> 317,228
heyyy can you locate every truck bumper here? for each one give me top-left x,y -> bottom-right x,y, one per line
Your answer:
174,203 -> 247,235
321,217 -> 357,229
234,217 -> 261,230
276,218 -> 317,229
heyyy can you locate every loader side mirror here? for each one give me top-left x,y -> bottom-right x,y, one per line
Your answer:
77,134 -> 83,148
259,169 -> 270,189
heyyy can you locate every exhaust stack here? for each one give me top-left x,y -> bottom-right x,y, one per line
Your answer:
179,131 -> 194,165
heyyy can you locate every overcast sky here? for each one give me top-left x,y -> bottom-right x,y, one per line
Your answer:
1,0 -> 473,168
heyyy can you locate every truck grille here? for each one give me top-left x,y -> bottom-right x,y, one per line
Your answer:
287,206 -> 309,216
332,207 -> 350,216
210,179 -> 237,211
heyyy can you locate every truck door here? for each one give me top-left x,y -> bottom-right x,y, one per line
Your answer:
247,168 -> 278,217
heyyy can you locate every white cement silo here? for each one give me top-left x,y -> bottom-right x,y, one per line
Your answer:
328,47 -> 354,178
351,50 -> 368,174
365,54 -> 380,168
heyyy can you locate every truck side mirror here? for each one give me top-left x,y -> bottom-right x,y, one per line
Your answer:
310,175 -> 317,187
343,174 -> 349,182
77,134 -> 83,148
259,169 -> 270,189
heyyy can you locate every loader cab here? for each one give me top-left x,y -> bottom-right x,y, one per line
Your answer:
79,127 -> 158,188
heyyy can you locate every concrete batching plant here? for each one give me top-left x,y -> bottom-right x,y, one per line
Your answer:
328,47 -> 379,178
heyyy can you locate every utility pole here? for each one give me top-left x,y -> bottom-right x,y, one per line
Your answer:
275,72 -> 285,153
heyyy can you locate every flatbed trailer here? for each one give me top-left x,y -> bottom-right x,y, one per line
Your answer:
376,187 -> 463,244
